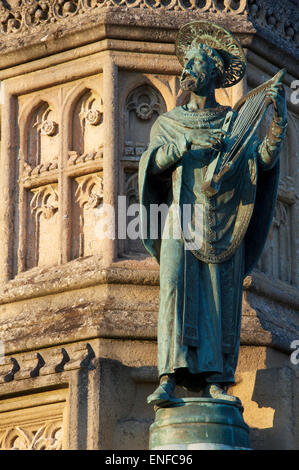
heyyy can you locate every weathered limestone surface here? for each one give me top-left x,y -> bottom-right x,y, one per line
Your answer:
0,0 -> 298,450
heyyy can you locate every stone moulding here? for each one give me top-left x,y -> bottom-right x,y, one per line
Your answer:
0,263 -> 298,358
0,387 -> 68,450
0,258 -> 298,312
0,1 -> 297,56
0,343 -> 96,385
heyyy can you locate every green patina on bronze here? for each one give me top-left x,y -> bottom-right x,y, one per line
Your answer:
139,21 -> 287,402
149,398 -> 250,449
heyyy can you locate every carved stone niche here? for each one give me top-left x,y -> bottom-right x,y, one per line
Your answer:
257,177 -> 295,285
25,102 -> 59,174
71,89 -> 103,161
123,85 -> 165,161
27,184 -> 60,268
72,172 -> 104,259
255,110 -> 298,287
120,84 -> 166,256
124,171 -> 145,254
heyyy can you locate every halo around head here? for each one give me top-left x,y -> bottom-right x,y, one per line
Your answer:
176,21 -> 246,88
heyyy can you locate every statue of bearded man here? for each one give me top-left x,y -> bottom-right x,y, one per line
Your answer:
138,21 -> 287,405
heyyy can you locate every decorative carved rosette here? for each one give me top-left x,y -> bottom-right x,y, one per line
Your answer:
40,119 -> 57,136
79,95 -> 103,127
33,107 -> 58,136
85,108 -> 102,126
126,86 -> 161,121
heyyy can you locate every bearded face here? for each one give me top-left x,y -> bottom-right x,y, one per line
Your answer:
180,49 -> 219,93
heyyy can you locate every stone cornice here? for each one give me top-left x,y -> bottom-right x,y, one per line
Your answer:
0,1 -> 298,64
0,256 -> 298,311
0,260 -> 298,356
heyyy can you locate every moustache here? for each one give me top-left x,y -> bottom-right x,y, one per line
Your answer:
180,71 -> 207,86
180,70 -> 197,83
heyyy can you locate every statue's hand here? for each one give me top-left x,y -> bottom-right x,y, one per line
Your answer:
187,129 -> 227,151
266,82 -> 287,123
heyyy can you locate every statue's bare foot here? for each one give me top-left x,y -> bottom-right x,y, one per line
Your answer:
204,384 -> 240,403
147,375 -> 176,405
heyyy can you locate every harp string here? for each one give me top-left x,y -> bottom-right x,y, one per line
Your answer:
218,90 -> 267,171
228,94 -> 265,156
203,69 -> 285,194
231,92 -> 264,136
219,102 -> 264,171
219,103 -> 264,170
231,91 -> 265,141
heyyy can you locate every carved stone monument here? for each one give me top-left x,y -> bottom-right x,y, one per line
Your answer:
0,1 -> 298,450
139,21 -> 287,450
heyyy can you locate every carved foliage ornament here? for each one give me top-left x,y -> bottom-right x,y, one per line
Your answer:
272,176 -> 296,229
75,173 -> 103,209
273,200 -> 288,228
0,423 -> 63,450
125,172 -> 139,203
23,157 -> 58,179
30,184 -> 59,219
0,1 -> 297,48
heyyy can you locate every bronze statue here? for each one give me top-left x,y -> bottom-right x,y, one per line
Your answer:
139,21 -> 287,405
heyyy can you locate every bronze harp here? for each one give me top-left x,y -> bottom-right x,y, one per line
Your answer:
202,68 -> 286,197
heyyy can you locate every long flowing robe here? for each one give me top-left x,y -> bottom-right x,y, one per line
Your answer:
138,105 -> 280,386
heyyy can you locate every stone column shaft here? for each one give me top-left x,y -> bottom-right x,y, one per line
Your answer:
0,87 -> 17,282
103,56 -> 118,266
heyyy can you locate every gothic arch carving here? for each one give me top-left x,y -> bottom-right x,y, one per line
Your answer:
122,82 -> 166,161
256,111 -> 298,286
71,172 -> 104,259
18,95 -> 57,131
119,76 -> 168,119
27,183 -> 60,269
17,99 -> 60,195
119,80 -> 167,256
63,85 -> 103,161
19,97 -> 58,163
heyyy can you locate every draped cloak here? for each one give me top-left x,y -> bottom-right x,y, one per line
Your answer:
138,106 -> 280,383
